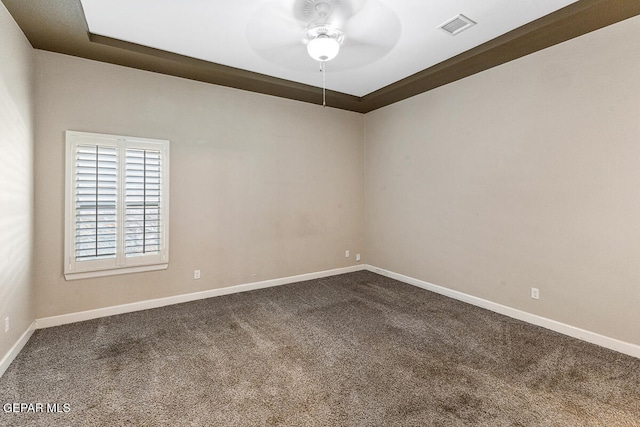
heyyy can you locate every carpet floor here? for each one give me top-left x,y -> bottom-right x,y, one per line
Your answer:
1,271 -> 639,426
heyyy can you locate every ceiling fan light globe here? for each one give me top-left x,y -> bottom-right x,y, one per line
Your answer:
307,36 -> 340,62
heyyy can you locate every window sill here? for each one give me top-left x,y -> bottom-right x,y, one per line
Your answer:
64,263 -> 168,281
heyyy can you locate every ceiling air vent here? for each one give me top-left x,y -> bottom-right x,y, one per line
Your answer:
438,14 -> 476,35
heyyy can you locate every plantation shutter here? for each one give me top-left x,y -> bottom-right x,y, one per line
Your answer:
125,148 -> 162,256
65,131 -> 169,280
74,145 -> 118,261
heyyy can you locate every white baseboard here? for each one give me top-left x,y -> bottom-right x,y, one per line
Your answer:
366,265 -> 640,359
0,322 -> 35,378
12,263 -> 636,378
35,265 -> 367,329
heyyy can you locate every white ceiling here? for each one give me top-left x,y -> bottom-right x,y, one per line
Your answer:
80,0 -> 578,97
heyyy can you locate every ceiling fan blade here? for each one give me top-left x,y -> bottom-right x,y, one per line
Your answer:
291,0 -> 363,30
317,0 -> 400,70
344,0 -> 401,44
257,0 -> 303,25
328,42 -> 386,70
246,1 -> 309,68
344,34 -> 397,53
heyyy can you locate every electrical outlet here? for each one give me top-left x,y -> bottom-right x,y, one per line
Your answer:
194,270 -> 201,280
345,250 -> 350,258
356,253 -> 361,262
4,317 -> 9,333
531,287 -> 539,300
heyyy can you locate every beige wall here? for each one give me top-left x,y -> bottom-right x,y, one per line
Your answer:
365,15 -> 640,345
34,51 -> 364,318
0,3 -> 34,358
18,9 -> 640,349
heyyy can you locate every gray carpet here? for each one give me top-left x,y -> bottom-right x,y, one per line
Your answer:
1,271 -> 639,426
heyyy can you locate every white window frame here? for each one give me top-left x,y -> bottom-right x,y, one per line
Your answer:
64,131 -> 170,280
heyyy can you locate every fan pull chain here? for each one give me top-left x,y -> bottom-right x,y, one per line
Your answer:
321,62 -> 326,107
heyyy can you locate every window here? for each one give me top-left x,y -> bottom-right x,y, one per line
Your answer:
64,131 -> 169,280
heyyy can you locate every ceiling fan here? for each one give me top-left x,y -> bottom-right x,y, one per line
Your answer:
247,0 -> 401,105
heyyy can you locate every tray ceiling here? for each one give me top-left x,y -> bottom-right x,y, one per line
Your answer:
2,0 -> 639,112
